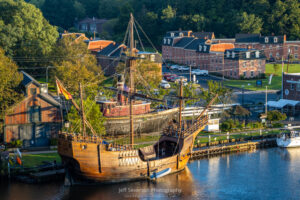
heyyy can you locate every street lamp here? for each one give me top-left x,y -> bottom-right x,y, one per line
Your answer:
241,85 -> 245,105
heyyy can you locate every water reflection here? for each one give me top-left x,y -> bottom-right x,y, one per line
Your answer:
2,148 -> 300,200
61,167 -> 196,200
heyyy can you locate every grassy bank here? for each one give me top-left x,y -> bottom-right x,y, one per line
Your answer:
224,64 -> 300,91
21,153 -> 61,168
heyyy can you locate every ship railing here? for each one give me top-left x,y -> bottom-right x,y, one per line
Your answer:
59,132 -> 103,143
162,115 -> 208,138
106,143 -> 135,151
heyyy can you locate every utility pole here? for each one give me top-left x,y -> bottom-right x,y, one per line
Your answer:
265,86 -> 268,115
281,56 -> 284,99
79,83 -> 86,137
189,65 -> 192,82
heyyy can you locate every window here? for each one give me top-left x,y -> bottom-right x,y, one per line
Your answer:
269,45 -> 272,49
150,54 -> 155,62
30,88 -> 37,95
265,37 -> 269,43
243,62 -> 246,67
246,52 -> 250,58
291,84 -> 295,90
179,32 -> 183,37
296,46 -> 298,51
243,71 -> 247,77
168,39 -> 171,44
90,23 -> 96,31
226,51 -> 230,58
203,46 -> 207,52
274,37 -> 278,43
255,51 -> 260,58
232,52 -> 235,58
276,52 -> 280,58
199,45 -> 202,51
29,106 -> 41,122
164,39 -> 166,44
171,32 -> 174,37
262,45 -> 266,49
295,54 -> 298,59
251,71 -> 254,77
269,53 -> 273,58
297,83 -> 300,91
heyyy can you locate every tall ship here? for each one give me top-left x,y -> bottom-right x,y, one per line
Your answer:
277,128 -> 300,148
57,14 -> 217,184
96,75 -> 178,136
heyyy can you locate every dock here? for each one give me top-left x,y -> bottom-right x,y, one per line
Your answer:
191,139 -> 277,159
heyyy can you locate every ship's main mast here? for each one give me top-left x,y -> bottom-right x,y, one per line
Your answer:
128,13 -> 136,147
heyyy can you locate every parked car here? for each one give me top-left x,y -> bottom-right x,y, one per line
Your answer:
192,69 -> 208,76
163,73 -> 172,80
170,65 -> 179,70
166,74 -> 177,81
178,66 -> 189,71
160,80 -> 171,89
170,75 -> 180,82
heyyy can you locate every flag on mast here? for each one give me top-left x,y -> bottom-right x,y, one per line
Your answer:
56,79 -> 73,100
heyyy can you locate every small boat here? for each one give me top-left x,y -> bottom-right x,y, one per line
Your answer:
276,129 -> 300,148
150,168 -> 171,179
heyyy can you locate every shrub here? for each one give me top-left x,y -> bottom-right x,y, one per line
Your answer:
11,140 -> 22,148
50,138 -> 58,146
272,123 -> 284,128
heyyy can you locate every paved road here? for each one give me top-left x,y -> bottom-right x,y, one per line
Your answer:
162,66 -> 279,105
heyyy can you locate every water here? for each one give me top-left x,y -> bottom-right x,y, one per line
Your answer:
1,148 -> 300,200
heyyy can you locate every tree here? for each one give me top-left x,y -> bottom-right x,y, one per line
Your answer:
273,63 -> 280,74
161,5 -> 176,22
0,48 -> 23,134
52,35 -> 104,97
67,97 -> 106,136
42,0 -> 76,29
0,0 -> 58,67
267,110 -> 287,124
200,81 -> 233,105
236,12 -> 263,34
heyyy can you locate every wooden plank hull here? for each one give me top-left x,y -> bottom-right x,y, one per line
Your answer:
58,127 -> 200,184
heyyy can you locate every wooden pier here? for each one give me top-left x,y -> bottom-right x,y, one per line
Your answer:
191,139 -> 277,159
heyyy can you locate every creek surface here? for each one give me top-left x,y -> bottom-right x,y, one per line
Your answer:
1,148 -> 300,200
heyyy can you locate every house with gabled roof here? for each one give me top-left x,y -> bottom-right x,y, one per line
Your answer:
4,72 -> 62,148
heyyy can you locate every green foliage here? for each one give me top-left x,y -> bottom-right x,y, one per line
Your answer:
0,0 -> 58,67
237,12 -> 263,34
50,138 -> 57,146
246,122 -> 263,129
272,122 -> 284,128
267,110 -> 287,123
200,81 -> 232,105
67,97 -> 106,136
52,35 -> 104,98
11,140 -> 22,148
0,48 -> 23,134
273,64 -> 280,74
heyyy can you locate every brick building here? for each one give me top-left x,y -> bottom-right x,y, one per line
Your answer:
4,72 -> 62,147
283,73 -> 300,101
162,31 -> 234,72
268,73 -> 300,116
223,48 -> 266,79
234,34 -> 300,61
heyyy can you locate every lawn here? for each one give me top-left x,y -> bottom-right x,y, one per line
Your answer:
223,64 -> 300,91
21,153 -> 61,168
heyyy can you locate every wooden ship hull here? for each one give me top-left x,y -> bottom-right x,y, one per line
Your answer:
58,115 -> 208,184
